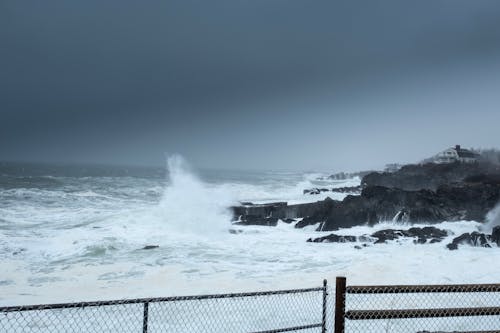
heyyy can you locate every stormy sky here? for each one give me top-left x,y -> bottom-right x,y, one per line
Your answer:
2,0 -> 500,172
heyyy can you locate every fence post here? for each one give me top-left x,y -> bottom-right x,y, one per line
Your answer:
322,279 -> 328,333
334,277 -> 346,333
143,302 -> 149,333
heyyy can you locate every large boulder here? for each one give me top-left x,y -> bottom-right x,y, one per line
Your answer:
446,232 -> 491,250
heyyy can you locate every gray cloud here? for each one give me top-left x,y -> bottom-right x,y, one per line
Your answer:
2,0 -> 500,171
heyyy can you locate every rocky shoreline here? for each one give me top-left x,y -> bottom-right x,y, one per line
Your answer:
305,225 -> 500,251
232,161 -> 500,250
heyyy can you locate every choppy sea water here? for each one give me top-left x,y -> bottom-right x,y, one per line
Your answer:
0,157 -> 498,307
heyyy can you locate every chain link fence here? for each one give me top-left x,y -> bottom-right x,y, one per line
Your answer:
338,279 -> 500,333
5,277 -> 499,333
0,281 -> 330,333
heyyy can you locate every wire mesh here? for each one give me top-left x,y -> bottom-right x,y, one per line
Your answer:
0,285 -> 330,333
7,279 -> 500,333
344,283 -> 500,333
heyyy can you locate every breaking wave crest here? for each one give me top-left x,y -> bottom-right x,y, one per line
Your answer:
155,155 -> 234,234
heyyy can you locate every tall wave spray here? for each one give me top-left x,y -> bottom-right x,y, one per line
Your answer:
156,155 -> 234,234
483,202 -> 500,232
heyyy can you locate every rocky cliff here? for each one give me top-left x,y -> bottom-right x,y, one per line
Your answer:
362,161 -> 500,191
232,164 -> 500,231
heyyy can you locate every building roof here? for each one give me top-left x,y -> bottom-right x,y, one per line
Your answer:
454,146 -> 479,158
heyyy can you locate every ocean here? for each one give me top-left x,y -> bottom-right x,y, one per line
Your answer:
0,156 -> 498,307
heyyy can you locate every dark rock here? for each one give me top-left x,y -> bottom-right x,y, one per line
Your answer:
307,227 -> 448,244
295,217 -> 317,229
446,232 -> 492,250
303,186 -> 361,195
371,227 -> 448,244
328,171 -> 374,180
294,197 -> 337,229
233,216 -> 279,227
302,188 -> 329,195
142,245 -> 159,250
464,174 -> 500,185
303,188 -> 320,195
232,200 -> 314,225
492,226 -> 500,246
372,229 -> 407,243
331,185 -> 362,194
325,183 -> 500,229
232,166 -> 500,231
466,231 -> 489,246
306,234 -> 357,243
232,202 -> 287,222
228,229 -> 243,234
407,227 -> 448,239
281,218 -> 296,224
362,162 -> 500,191
301,188 -> 330,195
321,195 -> 379,231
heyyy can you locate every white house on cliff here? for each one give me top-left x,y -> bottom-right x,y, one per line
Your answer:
434,145 -> 479,164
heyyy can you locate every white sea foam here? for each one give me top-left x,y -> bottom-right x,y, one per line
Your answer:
0,158 -> 499,307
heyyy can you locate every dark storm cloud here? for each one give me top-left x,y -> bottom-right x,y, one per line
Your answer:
2,1 -> 500,170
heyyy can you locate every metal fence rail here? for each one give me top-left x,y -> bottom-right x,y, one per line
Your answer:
0,281 -> 329,333
334,277 -> 500,333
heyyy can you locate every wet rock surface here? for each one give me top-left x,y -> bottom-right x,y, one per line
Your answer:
446,232 -> 493,250
303,185 -> 362,195
491,226 -> 500,246
307,226 -> 448,244
362,161 -> 500,191
233,215 -> 279,227
307,234 -> 358,243
445,226 -> 500,250
232,162 -> 500,234
233,182 -> 500,231
307,225 -> 500,250
372,227 -> 448,244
